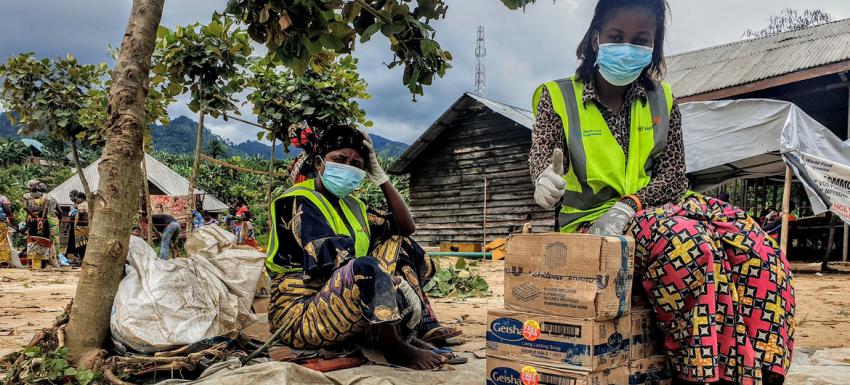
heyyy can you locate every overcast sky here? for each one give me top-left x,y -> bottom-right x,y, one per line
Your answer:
2,0 -> 849,145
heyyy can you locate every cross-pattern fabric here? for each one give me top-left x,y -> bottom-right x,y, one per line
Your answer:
629,194 -> 795,384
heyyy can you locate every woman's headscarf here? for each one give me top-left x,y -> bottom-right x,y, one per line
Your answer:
287,123 -> 368,184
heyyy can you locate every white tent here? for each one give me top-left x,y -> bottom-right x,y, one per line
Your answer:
48,153 -> 229,213
682,99 -> 850,226
682,99 -> 789,191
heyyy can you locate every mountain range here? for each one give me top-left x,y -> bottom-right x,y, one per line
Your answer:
0,113 -> 410,159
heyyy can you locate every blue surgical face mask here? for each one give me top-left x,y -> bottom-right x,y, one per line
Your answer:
320,161 -> 367,198
596,37 -> 654,87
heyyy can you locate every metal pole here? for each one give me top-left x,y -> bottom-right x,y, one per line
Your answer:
483,177 -> 488,249
841,85 -> 850,262
780,167 -> 793,256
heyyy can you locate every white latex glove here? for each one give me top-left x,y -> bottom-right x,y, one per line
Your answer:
587,202 -> 636,236
361,139 -> 389,185
534,149 -> 566,210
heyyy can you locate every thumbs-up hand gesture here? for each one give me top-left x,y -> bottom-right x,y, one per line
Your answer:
534,149 -> 566,210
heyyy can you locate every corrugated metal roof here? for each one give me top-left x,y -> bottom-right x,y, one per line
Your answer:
48,154 -> 228,212
20,138 -> 44,152
666,19 -> 850,98
388,92 -> 532,174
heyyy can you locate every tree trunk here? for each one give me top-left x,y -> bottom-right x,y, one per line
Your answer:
70,140 -> 96,218
141,149 -> 154,245
187,110 -> 205,233
64,0 -> 164,363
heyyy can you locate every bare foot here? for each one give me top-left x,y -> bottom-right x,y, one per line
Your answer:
410,337 -> 437,351
383,340 -> 447,370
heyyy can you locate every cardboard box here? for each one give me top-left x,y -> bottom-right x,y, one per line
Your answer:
628,355 -> 673,385
504,233 -> 635,320
486,309 -> 630,372
486,357 -> 628,385
630,309 -> 663,360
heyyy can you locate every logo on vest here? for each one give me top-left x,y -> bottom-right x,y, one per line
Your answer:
637,125 -> 654,132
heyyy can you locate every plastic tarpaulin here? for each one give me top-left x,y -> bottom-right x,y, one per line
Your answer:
681,99 -> 850,224
681,99 -> 787,191
110,226 -> 266,353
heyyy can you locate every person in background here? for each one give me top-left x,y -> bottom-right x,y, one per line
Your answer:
0,193 -> 23,268
192,209 -> 205,230
203,212 -> 219,226
22,180 -> 60,268
236,211 -> 259,250
151,213 -> 180,259
235,197 -> 250,218
131,226 -> 142,238
529,1 -> 793,384
65,190 -> 80,259
37,182 -> 67,266
69,192 -> 89,261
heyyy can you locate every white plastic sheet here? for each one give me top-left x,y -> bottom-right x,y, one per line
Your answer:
110,226 -> 266,353
682,99 -> 850,225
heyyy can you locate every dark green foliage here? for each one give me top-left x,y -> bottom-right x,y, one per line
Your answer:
155,14 -> 253,118
424,257 -> 491,298
4,346 -> 99,385
248,55 -> 372,147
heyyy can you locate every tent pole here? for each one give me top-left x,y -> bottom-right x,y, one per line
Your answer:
844,84 -> 850,262
780,166 -> 793,256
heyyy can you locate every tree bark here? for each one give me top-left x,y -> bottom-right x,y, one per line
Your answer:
70,140 -> 96,218
64,0 -> 164,363
187,110 -> 205,233
141,149 -> 154,245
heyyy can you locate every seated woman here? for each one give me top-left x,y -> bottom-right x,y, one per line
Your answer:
530,1 -> 794,384
266,124 -> 451,369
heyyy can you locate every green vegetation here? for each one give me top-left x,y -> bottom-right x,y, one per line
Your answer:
4,346 -> 98,385
424,257 -> 491,299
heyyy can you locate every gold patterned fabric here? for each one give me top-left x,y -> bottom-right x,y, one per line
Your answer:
0,222 -> 11,264
269,236 -> 422,350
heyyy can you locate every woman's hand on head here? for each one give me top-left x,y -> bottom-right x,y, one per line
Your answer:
361,139 -> 389,186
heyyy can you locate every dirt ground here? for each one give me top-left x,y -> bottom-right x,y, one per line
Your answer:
2,260 -> 849,358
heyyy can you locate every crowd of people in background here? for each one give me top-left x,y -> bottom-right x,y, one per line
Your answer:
129,196 -> 261,261
0,176 -> 262,268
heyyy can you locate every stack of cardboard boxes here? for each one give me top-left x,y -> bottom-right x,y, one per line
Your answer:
485,233 -> 672,385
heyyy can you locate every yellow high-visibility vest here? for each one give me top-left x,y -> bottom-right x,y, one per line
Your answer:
533,76 -> 673,233
265,179 -> 370,274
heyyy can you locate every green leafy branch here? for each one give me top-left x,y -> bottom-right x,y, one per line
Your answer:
424,257 -> 491,299
155,13 -> 253,118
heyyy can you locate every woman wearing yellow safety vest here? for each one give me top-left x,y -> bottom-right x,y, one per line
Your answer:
530,1 -> 794,384
265,125 -> 463,370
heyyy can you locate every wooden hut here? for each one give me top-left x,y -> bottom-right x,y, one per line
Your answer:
389,93 -> 551,247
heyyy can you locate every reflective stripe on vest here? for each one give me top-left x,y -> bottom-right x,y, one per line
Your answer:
533,77 -> 673,233
265,179 -> 371,274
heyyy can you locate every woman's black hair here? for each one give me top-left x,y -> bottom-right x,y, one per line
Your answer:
575,0 -> 669,89
76,192 -> 86,200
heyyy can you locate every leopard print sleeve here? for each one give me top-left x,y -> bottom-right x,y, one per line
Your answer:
635,102 -> 688,207
529,87 -> 568,182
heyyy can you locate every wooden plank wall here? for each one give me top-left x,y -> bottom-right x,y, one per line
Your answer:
407,103 -> 553,246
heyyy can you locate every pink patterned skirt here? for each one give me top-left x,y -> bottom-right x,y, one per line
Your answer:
628,194 -> 794,384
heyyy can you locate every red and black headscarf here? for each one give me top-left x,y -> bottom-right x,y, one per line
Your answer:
287,123 -> 368,184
